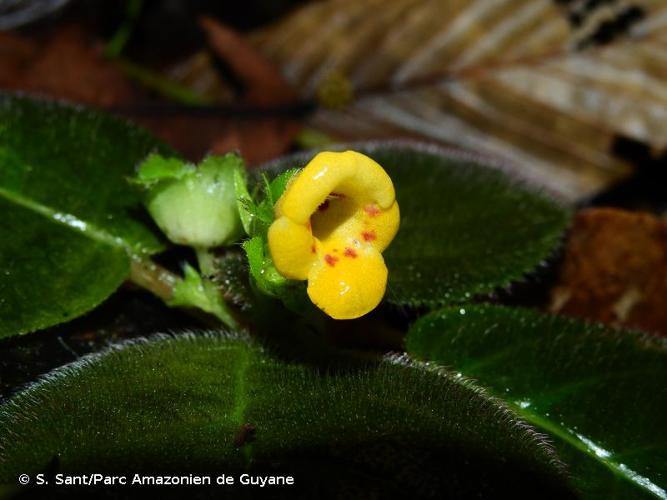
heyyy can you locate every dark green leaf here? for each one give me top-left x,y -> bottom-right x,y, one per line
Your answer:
406,305 -> 667,499
261,142 -> 570,308
0,333 -> 574,498
0,94 -> 170,338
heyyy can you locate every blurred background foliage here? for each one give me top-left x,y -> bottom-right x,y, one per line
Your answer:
2,0 -> 667,207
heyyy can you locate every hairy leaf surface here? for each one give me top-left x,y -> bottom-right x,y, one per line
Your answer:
0,332 -> 574,498
0,94 -> 169,337
406,305 -> 667,499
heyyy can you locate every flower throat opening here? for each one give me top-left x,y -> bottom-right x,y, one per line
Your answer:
310,193 -> 357,242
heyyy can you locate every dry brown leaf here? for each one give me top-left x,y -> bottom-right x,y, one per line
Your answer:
165,51 -> 236,104
0,24 -> 136,106
199,16 -> 297,106
195,17 -> 301,163
250,0 -> 667,201
550,207 -> 667,336
0,19 -> 300,164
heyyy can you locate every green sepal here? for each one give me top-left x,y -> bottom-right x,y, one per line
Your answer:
269,167 -> 299,201
242,236 -> 310,313
234,166 -> 254,235
236,168 -> 305,304
131,153 -> 193,186
242,236 -> 289,296
170,263 -> 239,328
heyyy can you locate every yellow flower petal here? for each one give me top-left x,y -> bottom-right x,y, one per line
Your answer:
307,244 -> 388,320
356,200 -> 400,252
268,150 -> 400,319
267,216 -> 315,280
277,151 -> 396,224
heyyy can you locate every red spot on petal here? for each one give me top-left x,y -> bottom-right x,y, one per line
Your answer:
325,254 -> 339,267
344,248 -> 357,258
362,230 -> 377,242
364,205 -> 381,217
318,200 -> 330,211
311,243 -> 316,254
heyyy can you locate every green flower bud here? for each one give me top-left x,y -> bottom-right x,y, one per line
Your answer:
135,153 -> 245,248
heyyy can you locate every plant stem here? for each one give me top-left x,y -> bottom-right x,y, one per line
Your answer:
129,258 -> 178,302
196,248 -> 217,277
130,257 -> 242,331
114,58 -> 212,106
105,0 -> 144,58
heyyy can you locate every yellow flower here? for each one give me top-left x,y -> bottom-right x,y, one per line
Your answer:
268,151 -> 400,319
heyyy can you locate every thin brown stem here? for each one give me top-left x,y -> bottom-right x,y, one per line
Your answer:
129,258 -> 178,303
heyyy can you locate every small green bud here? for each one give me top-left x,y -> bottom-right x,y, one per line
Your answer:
135,153 -> 245,248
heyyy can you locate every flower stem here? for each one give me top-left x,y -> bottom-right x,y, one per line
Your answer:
129,257 -> 241,330
196,248 -> 217,277
114,58 -> 212,106
129,258 -> 178,302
